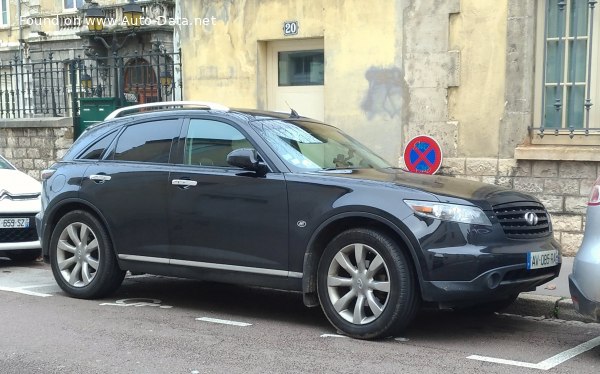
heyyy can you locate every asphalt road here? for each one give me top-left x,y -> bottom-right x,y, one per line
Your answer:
1,259 -> 599,374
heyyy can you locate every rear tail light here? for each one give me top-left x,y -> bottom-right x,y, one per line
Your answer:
588,177 -> 600,206
40,169 -> 56,181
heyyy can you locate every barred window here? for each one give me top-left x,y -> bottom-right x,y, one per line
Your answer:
535,0 -> 598,135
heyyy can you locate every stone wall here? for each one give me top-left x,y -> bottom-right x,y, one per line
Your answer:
0,118 -> 73,180
439,157 -> 595,256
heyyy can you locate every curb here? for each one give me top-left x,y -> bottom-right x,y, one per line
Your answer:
504,293 -> 596,323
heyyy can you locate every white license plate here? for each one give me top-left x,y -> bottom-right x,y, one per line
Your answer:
527,249 -> 560,270
0,217 -> 30,229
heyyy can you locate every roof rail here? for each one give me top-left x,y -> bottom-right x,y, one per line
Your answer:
105,101 -> 230,120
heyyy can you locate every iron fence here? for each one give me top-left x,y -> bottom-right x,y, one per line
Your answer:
0,48 -> 182,120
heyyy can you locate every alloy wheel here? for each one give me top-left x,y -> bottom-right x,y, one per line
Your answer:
326,243 -> 391,325
56,222 -> 100,287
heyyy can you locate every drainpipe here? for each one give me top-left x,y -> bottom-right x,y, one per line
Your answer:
17,0 -> 23,60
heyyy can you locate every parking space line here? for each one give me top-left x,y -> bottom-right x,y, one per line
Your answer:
0,286 -> 52,297
468,336 -> 600,370
195,317 -> 252,327
320,334 -> 347,338
19,284 -> 57,289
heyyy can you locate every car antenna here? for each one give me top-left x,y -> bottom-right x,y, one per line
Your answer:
285,100 -> 300,118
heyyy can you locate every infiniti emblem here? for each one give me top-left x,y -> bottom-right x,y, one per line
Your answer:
524,212 -> 539,226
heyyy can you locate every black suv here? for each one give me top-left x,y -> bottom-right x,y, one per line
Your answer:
37,102 -> 561,339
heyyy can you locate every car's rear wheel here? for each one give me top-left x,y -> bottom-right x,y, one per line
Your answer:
50,210 -> 125,299
317,228 -> 419,339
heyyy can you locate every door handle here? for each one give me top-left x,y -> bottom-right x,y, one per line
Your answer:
172,179 -> 198,188
90,174 -> 111,183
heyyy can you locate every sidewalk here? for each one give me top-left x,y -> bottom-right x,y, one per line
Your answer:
505,257 -> 595,322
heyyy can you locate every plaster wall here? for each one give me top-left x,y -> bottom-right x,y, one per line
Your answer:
448,0 -> 508,158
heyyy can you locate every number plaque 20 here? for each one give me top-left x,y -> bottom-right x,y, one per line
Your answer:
283,21 -> 299,36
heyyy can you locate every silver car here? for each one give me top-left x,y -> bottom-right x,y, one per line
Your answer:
569,177 -> 600,321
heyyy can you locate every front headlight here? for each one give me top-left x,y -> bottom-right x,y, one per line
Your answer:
404,200 -> 492,226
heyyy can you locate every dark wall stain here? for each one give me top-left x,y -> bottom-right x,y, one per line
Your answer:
361,67 -> 405,120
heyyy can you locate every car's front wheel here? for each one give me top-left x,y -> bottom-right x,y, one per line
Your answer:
317,228 -> 419,339
49,210 -> 125,299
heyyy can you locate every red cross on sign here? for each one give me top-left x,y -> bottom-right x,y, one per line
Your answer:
403,135 -> 443,175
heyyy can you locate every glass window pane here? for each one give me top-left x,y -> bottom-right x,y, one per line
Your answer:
544,86 -> 562,128
64,0 -> 74,9
545,41 -> 563,84
566,85 -> 585,128
278,50 -> 324,86
570,0 -> 589,37
78,131 -> 118,160
184,119 -> 253,167
113,120 -> 180,163
568,40 -> 587,82
547,0 -> 566,38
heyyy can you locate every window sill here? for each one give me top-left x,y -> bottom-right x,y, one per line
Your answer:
531,131 -> 600,146
515,144 -> 600,161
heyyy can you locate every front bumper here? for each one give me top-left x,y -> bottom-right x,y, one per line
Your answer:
569,275 -> 600,321
0,240 -> 41,251
422,263 -> 561,307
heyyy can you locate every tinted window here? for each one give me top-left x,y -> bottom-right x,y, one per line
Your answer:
113,120 -> 180,163
78,131 -> 118,160
183,119 -> 253,167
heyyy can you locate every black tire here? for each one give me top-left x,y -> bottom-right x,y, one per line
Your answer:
7,250 -> 41,262
456,294 -> 519,315
317,228 -> 419,339
49,210 -> 125,299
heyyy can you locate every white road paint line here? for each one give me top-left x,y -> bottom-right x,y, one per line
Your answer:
467,335 -> 600,371
467,355 -> 540,370
395,337 -> 410,342
535,336 -> 600,370
0,286 -> 52,297
320,334 -> 348,338
18,284 -> 58,289
195,317 -> 252,327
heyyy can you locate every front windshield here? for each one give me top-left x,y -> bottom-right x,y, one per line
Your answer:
0,156 -> 14,170
252,120 -> 391,171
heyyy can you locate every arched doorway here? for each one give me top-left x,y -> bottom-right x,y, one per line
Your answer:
124,58 -> 158,104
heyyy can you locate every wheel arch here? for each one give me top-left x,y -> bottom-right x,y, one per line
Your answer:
42,198 -> 113,259
301,212 -> 423,307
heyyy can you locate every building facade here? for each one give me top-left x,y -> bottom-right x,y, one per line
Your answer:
177,0 -> 598,255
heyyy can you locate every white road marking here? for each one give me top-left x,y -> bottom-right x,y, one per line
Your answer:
195,317 -> 252,327
320,334 -> 347,338
395,337 -> 410,342
99,298 -> 173,308
468,336 -> 600,370
19,284 -> 57,289
0,286 -> 52,297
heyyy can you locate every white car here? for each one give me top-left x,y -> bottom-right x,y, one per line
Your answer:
0,155 -> 42,261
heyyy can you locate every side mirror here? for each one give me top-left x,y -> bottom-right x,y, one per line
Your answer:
226,148 -> 268,174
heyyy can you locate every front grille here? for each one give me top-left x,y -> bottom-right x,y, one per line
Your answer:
493,202 -> 551,239
0,216 -> 38,243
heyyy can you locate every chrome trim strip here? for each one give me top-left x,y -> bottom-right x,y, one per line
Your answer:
118,254 -> 169,264
118,254 -> 303,278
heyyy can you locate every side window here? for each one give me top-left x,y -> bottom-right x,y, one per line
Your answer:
184,119 -> 253,167
77,131 -> 118,160
112,119 -> 180,163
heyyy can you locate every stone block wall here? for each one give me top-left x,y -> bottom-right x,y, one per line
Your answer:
0,118 -> 73,180
438,157 -> 596,256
